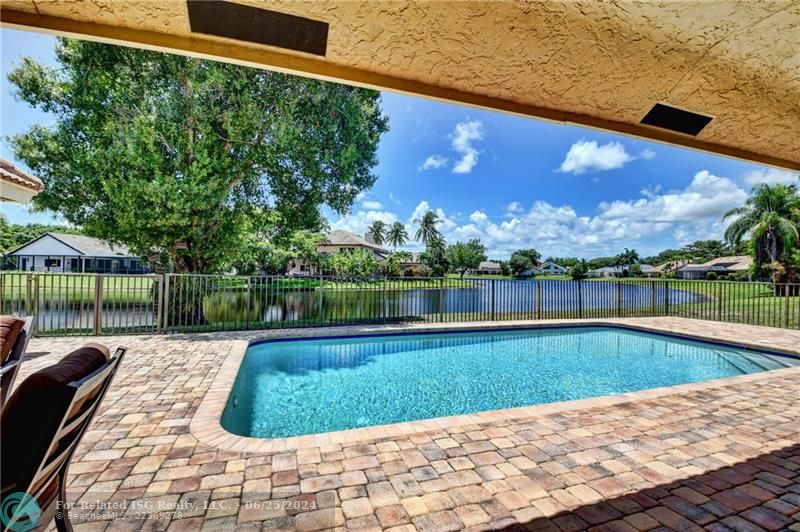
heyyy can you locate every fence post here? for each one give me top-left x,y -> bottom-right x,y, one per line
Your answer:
716,282 -> 723,322
785,285 -> 791,329
438,278 -> 444,323
32,275 -> 39,336
155,274 -> 164,334
650,281 -> 656,316
162,274 -> 171,332
319,274 -> 324,326
616,281 -> 622,318
536,282 -> 542,320
491,279 -> 496,321
664,281 -> 670,316
93,275 -> 104,335
577,280 -> 583,319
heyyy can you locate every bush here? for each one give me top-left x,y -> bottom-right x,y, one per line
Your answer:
705,271 -> 718,281
202,291 -> 261,324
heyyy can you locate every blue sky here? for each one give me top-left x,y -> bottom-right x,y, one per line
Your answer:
2,29 -> 798,259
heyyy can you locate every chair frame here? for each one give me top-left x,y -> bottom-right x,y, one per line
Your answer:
0,316 -> 34,407
3,347 -> 125,532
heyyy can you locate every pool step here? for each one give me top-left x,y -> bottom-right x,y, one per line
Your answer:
736,352 -> 796,371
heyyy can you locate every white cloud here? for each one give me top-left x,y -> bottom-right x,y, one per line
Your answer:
389,192 -> 402,205
559,140 -> 634,174
469,210 -> 488,224
418,155 -> 448,171
450,120 -> 484,174
506,202 -> 523,214
329,170 -> 748,259
639,148 -> 656,160
361,200 -> 383,210
330,209 -> 399,236
742,168 -> 799,186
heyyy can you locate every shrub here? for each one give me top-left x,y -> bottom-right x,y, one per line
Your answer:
705,271 -> 718,281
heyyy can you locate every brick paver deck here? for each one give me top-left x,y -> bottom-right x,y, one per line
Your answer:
16,318 -> 800,531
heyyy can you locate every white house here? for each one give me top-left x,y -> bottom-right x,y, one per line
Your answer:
287,230 -> 389,276
3,232 -> 150,274
473,261 -> 502,275
534,262 -> 567,276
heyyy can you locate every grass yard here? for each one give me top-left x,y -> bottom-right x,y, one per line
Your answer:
1,272 -> 156,304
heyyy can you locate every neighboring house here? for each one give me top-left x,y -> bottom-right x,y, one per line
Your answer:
533,262 -> 567,276
642,260 -> 692,278
675,256 -> 752,280
472,261 -> 502,275
589,264 -> 653,278
0,158 -> 44,204
2,232 -> 150,274
287,230 -> 389,276
399,252 -> 423,275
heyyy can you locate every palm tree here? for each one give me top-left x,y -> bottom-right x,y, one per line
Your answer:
386,221 -> 408,249
623,248 -> 640,265
414,210 -> 442,245
367,220 -> 387,246
723,183 -> 800,265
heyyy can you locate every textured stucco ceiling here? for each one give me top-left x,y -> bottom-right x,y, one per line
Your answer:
2,0 -> 799,169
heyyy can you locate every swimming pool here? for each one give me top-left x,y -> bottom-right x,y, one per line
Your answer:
221,326 -> 798,438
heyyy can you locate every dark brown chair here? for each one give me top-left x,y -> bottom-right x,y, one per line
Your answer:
0,343 -> 125,532
0,315 -> 34,407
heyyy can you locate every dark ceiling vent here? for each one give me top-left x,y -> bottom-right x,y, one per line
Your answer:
640,103 -> 713,136
187,0 -> 329,57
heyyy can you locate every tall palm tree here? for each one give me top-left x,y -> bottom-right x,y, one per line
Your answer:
414,210 -> 442,245
723,183 -> 800,265
386,221 -> 408,249
623,248 -> 640,264
367,220 -> 387,246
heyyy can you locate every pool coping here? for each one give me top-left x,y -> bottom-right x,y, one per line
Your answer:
190,319 -> 800,453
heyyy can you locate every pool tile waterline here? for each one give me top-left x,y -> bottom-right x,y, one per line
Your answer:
221,326 -> 796,439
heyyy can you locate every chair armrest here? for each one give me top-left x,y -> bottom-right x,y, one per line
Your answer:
0,360 -> 21,376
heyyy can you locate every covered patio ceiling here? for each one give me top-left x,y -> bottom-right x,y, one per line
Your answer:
2,1 -> 798,171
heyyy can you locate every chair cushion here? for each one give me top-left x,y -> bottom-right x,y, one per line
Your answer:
0,316 -> 25,364
1,344 -> 110,496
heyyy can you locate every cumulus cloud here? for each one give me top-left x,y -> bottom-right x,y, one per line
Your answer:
330,209 -> 399,236
742,168 -> 799,186
506,202 -> 523,214
639,148 -> 656,160
418,155 -> 448,171
559,140 -> 634,174
361,200 -> 383,210
329,170 -> 747,259
450,120 -> 484,174
558,141 -> 657,175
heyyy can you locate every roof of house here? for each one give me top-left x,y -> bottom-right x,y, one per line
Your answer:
322,230 -> 388,253
0,158 -> 44,193
643,260 -> 692,273
536,262 -> 566,270
478,261 -> 501,269
676,255 -> 752,272
6,232 -> 135,258
591,264 -> 653,274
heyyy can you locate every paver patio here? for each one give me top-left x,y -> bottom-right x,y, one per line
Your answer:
17,318 -> 800,531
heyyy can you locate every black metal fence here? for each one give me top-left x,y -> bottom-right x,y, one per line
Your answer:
1,272 -> 798,336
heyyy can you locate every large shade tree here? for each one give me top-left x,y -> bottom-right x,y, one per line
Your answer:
8,39 -> 389,272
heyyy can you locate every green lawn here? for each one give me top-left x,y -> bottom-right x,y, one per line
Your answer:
1,272 -> 156,304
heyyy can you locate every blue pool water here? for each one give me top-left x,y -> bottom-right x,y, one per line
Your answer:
221,326 -> 797,438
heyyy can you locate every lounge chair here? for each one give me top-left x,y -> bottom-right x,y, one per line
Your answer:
0,342 -> 125,532
0,315 -> 34,407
